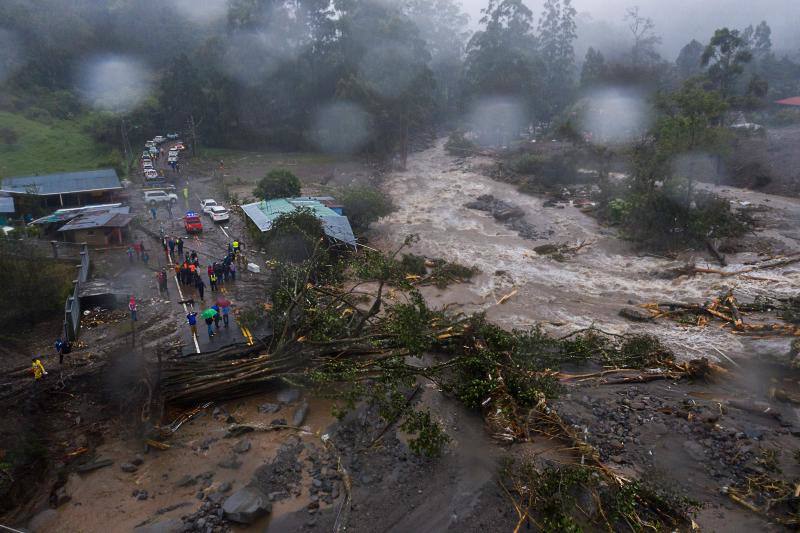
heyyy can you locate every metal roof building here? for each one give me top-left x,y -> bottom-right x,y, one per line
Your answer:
0,169 -> 122,209
0,169 -> 121,195
241,198 -> 357,247
57,207 -> 132,232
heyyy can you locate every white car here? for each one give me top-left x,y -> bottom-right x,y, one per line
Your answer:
144,169 -> 159,179
168,156 -> 178,163
167,133 -> 179,139
145,141 -> 156,148
144,190 -> 178,205
153,135 -> 166,144
143,161 -> 154,169
168,149 -> 179,157
200,199 -> 218,215
209,205 -> 230,222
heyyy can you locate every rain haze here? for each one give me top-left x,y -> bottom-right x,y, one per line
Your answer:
2,1 -> 800,532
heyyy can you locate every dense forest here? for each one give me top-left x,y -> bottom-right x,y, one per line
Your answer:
1,0 -> 799,167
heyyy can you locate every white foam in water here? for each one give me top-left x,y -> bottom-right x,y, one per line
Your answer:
375,140 -> 800,361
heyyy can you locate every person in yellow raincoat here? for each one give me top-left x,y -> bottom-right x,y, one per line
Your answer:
31,358 -> 47,380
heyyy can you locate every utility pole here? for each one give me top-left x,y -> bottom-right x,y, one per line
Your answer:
188,114 -> 198,157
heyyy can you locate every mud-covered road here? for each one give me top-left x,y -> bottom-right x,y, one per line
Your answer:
375,139 -> 800,363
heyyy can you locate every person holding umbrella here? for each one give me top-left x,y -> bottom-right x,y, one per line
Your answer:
211,303 -> 221,330
201,308 -> 217,338
217,297 -> 231,328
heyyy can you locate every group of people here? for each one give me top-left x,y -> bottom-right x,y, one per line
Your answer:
187,299 -> 231,339
127,240 -> 149,265
30,337 -> 74,381
163,235 -> 185,258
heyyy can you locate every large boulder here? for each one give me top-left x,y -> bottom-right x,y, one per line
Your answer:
222,487 -> 271,524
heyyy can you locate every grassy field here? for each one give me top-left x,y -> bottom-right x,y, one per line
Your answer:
0,111 -> 116,178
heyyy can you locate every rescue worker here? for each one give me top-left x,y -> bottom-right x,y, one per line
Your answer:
209,271 -> 217,291
31,358 -> 47,380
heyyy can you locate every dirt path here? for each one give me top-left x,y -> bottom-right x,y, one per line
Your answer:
374,139 -> 800,363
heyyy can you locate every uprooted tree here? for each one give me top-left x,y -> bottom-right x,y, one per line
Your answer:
158,223 -> 708,528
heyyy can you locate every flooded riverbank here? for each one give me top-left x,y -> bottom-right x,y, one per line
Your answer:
374,139 -> 800,362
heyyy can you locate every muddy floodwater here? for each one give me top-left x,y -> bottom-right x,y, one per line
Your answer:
47,395 -> 335,533
374,140 -> 800,362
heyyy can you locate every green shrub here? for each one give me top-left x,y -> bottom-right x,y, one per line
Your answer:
511,153 -> 578,187
444,131 -> 476,156
338,185 -> 394,234
620,188 -> 751,248
253,169 -> 301,200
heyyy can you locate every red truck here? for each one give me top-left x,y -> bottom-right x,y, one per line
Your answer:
183,211 -> 203,233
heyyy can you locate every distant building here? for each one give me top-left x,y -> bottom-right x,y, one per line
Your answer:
241,197 -> 356,247
56,206 -> 132,246
0,168 -> 122,209
0,194 -> 14,223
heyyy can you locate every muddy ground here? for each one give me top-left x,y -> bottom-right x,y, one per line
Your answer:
6,138 -> 800,532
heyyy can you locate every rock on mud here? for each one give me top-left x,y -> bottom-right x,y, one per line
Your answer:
292,402 -> 309,426
258,402 -> 281,413
222,487 -> 272,524
619,307 -> 653,322
233,439 -> 251,454
277,388 -> 301,404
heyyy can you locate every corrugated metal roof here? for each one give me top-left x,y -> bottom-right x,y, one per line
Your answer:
57,207 -> 131,231
241,198 -> 357,246
0,196 -> 14,213
30,203 -> 124,225
0,168 -> 121,196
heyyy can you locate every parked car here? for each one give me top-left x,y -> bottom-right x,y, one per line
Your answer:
144,190 -> 178,205
208,205 -> 230,222
153,135 -> 166,144
144,169 -> 160,179
145,141 -> 156,148
167,133 -> 179,139
168,149 -> 179,157
200,199 -> 218,214
184,211 -> 203,233
143,162 -> 154,170
174,143 -> 186,150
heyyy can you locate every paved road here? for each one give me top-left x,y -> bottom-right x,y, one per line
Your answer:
133,140 -> 263,356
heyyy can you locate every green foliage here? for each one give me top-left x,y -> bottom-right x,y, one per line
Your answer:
399,253 -> 427,276
253,169 -> 301,201
382,291 -> 437,356
502,459 -> 696,532
444,131 -> 476,156
338,185 -> 394,235
702,28 -> 753,98
619,186 -> 751,248
511,153 -> 578,187
0,240 -> 74,328
401,409 -> 451,458
606,198 -> 632,225
0,111 -> 118,178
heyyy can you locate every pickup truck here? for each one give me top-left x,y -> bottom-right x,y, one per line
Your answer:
143,190 -> 178,206
184,211 -> 203,233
